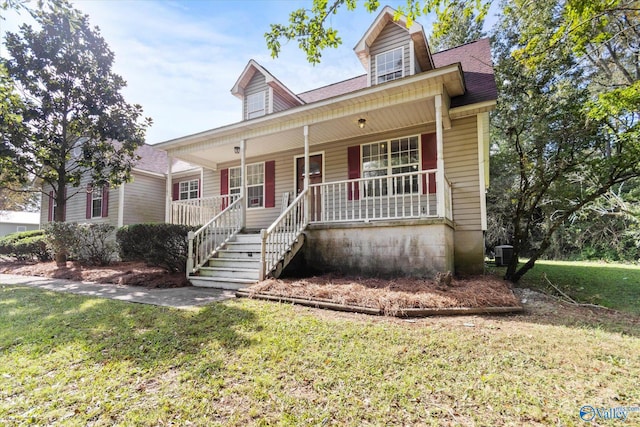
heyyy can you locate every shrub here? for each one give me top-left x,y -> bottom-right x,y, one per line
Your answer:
74,223 -> 118,266
45,222 -> 118,266
0,229 -> 50,261
44,222 -> 79,263
116,223 -> 196,273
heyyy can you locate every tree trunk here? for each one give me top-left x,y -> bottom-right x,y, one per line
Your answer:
54,181 -> 67,267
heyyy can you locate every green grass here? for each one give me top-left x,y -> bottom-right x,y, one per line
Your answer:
491,260 -> 640,315
2,286 -> 639,425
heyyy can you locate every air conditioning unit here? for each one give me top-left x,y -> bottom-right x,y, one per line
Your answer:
494,245 -> 514,266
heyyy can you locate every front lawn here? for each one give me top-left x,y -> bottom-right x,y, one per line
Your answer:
492,260 -> 640,315
1,286 -> 639,425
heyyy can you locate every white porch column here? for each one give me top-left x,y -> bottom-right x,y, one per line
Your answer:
118,183 -> 125,228
435,95 -> 446,218
240,139 -> 246,229
165,155 -> 173,223
303,125 -> 310,223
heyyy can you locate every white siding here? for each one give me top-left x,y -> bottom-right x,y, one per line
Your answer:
243,73 -> 269,119
40,175 -> 119,228
443,116 -> 482,231
123,172 -> 166,225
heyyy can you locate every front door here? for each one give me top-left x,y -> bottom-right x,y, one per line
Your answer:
296,154 -> 323,221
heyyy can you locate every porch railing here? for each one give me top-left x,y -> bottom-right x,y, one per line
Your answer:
260,188 -> 308,280
172,195 -> 238,226
186,196 -> 243,276
308,169 -> 452,223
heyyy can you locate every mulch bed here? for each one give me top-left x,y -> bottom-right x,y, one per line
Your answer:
0,259 -> 189,288
242,274 -> 522,316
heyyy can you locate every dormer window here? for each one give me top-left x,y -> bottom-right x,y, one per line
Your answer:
246,91 -> 266,119
376,47 -> 404,83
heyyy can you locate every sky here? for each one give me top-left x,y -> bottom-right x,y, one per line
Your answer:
0,1 -> 449,145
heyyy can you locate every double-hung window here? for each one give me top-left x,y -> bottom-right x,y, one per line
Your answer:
228,163 -> 265,208
179,179 -> 199,200
229,167 -> 242,196
246,163 -> 264,208
362,135 -> 420,197
376,47 -> 404,84
246,91 -> 265,119
91,187 -> 103,218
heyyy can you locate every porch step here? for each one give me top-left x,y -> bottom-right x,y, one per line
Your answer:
188,276 -> 255,290
190,233 -> 262,289
207,258 -> 261,269
198,266 -> 260,280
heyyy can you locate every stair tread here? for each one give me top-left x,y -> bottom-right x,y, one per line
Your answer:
189,275 -> 257,284
199,266 -> 259,273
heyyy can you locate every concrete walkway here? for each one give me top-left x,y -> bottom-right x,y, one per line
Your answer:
0,273 -> 236,309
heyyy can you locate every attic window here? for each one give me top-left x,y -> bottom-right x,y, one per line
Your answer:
246,91 -> 265,119
376,47 -> 404,83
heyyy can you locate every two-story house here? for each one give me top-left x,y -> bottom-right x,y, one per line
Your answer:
157,6 -> 497,289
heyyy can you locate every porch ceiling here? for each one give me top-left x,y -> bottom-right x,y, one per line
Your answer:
158,65 -> 462,169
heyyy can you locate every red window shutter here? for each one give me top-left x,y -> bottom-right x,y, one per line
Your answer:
220,169 -> 229,195
347,145 -> 360,201
48,191 -> 54,222
220,169 -> 229,209
421,133 -> 437,194
86,184 -> 92,219
101,186 -> 109,218
172,182 -> 179,201
264,160 -> 275,208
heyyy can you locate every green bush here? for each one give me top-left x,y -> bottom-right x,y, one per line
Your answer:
44,222 -> 118,265
116,223 -> 197,273
74,223 -> 118,266
0,229 -> 50,261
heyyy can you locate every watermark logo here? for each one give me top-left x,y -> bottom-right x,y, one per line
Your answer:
579,405 -> 640,422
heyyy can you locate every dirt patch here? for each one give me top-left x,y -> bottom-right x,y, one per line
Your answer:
246,274 -> 521,315
0,259 -> 188,288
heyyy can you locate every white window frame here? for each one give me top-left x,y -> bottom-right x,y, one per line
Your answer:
228,162 -> 265,209
246,91 -> 266,119
376,47 -> 404,84
361,135 -> 420,197
16,225 -> 26,232
179,179 -> 199,200
91,187 -> 103,218
229,167 -> 242,196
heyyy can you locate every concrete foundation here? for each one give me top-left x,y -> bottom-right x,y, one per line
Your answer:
453,230 -> 485,275
304,219 -> 454,278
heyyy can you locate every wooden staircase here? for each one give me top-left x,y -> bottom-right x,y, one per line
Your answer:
189,233 -> 262,290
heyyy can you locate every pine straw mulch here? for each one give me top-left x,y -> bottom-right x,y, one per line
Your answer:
0,259 -> 189,288
244,274 -> 521,316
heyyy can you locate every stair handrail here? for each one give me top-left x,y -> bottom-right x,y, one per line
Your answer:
187,195 -> 243,276
260,188 -> 308,280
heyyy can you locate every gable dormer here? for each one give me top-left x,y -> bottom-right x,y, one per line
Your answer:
354,6 -> 434,86
231,60 -> 304,120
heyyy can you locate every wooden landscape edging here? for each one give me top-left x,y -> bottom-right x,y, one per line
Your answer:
235,290 -> 524,317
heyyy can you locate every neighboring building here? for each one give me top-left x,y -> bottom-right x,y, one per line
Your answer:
40,144 -> 200,228
156,6 -> 498,287
0,211 -> 40,237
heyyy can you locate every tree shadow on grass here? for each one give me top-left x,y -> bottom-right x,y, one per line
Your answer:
489,289 -> 640,338
0,286 -> 257,367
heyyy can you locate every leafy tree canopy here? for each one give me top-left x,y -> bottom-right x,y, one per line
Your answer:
1,1 -> 152,218
265,0 -> 488,64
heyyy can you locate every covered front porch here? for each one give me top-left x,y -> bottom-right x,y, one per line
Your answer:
156,67 -> 468,284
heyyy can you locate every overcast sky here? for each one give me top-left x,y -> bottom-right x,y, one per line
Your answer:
1,1 -> 444,144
